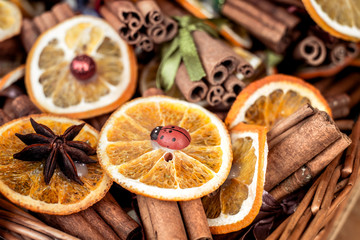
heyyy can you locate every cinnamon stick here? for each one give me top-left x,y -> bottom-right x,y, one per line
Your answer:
175,63 -> 208,102
3,95 -> 41,119
136,33 -> 154,52
222,92 -> 237,108
162,16 -> 179,42
137,195 -> 187,240
0,109 -> 11,126
92,193 -> 142,240
192,31 -> 250,85
0,228 -> 21,240
335,118 -> 354,131
267,215 -> 291,240
267,104 -> 315,141
223,75 -> 246,95
37,212 -> 105,240
40,12 -> 58,32
265,110 -> 341,191
51,2 -> 75,22
313,77 -> 334,93
287,207 -> 312,240
206,85 -> 225,106
135,0 -> 163,27
293,36 -> 326,66
326,93 -> 350,111
0,219 -> 52,240
179,199 -> 212,240
346,42 -> 359,59
21,19 -> 40,52
80,208 -> 120,240
330,43 -> 347,65
33,15 -> 48,34
106,0 -> 144,32
342,118 -> 360,177
349,84 -> 360,108
100,6 -> 130,40
324,73 -> 360,97
146,23 -> 167,44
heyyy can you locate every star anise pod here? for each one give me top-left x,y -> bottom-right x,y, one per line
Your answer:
13,118 -> 97,185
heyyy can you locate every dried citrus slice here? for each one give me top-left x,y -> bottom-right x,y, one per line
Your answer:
26,15 -> 137,119
225,74 -> 331,129
0,0 -> 22,42
97,96 -> 232,201
0,114 -> 112,215
0,64 -> 25,90
303,0 -> 360,41
202,123 -> 267,234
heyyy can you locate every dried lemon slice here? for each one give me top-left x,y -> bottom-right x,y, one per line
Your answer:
26,15 -> 137,119
0,0 -> 22,42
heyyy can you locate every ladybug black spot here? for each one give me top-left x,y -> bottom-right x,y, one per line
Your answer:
160,135 -> 164,139
169,130 -> 172,133
172,126 -> 175,128
172,138 -> 176,142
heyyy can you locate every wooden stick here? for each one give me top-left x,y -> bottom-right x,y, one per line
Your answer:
267,104 -> 315,141
321,165 -> 342,210
137,195 -> 156,240
311,154 -> 342,214
300,208 -> 327,240
349,85 -> 360,108
313,77 -> 334,93
288,207 -> 312,240
268,122 -> 302,150
0,219 -> 52,240
335,178 -> 349,194
324,73 -> 360,97
51,2 -> 75,22
178,199 -> 212,240
279,178 -> 320,240
342,118 -> 360,177
267,215 -> 291,240
80,207 -> 120,240
92,193 -> 142,240
336,119 -> 354,131
0,210 -> 79,240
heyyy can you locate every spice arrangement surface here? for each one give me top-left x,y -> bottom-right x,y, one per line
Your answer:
0,0 -> 359,240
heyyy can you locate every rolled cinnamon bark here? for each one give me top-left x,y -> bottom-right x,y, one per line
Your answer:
92,193 -> 142,240
223,75 -> 246,95
33,16 -> 47,34
135,0 -> 163,27
346,42 -> 359,59
293,36 -> 326,66
99,6 -> 130,40
179,199 -> 212,240
270,133 -> 351,200
106,0 -> 144,32
51,2 -> 75,22
146,23 -> 167,44
265,110 -> 342,191
335,119 -> 354,131
40,12 -> 58,32
136,33 -> 154,52
222,92 -> 237,108
206,85 -> 225,106
21,19 -> 39,52
137,195 -> 187,240
175,63 -> 208,102
163,16 -> 179,42
331,107 -> 350,119
350,85 -> 360,108
326,93 -> 350,110
330,44 -> 347,65
80,208 -> 120,240
192,31 -> 247,85
37,212 -> 105,240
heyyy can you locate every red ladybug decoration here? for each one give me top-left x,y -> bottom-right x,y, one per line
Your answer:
150,125 -> 191,150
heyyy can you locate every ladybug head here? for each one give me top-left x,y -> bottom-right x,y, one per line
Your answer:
150,126 -> 163,140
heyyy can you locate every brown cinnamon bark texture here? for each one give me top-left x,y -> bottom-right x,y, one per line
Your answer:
106,0 -> 144,32
192,31 -> 252,85
137,195 -> 187,240
100,6 -> 130,40
146,23 -> 167,44
92,193 -> 142,240
293,36 -> 326,66
175,63 -> 208,102
163,16 -> 179,42
206,85 -> 225,106
21,19 -> 39,52
51,2 -> 75,22
223,75 -> 246,95
3,95 -> 41,119
136,33 -> 154,52
265,110 -> 342,191
330,44 -> 347,65
40,12 -> 58,32
179,199 -> 212,240
135,0 -> 163,27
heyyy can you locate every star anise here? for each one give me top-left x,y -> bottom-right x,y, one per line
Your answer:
13,118 -> 97,185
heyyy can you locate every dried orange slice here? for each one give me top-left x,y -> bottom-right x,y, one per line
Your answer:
0,114 -> 112,215
26,15 -> 137,119
225,74 -> 331,129
0,64 -> 25,90
0,0 -> 22,42
202,123 -> 267,234
97,96 -> 232,201
303,0 -> 360,41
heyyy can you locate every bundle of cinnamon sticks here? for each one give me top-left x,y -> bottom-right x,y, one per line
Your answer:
221,0 -> 300,53
100,0 -> 178,52
175,30 -> 251,108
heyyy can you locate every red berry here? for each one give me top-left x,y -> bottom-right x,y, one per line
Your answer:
70,55 -> 96,81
